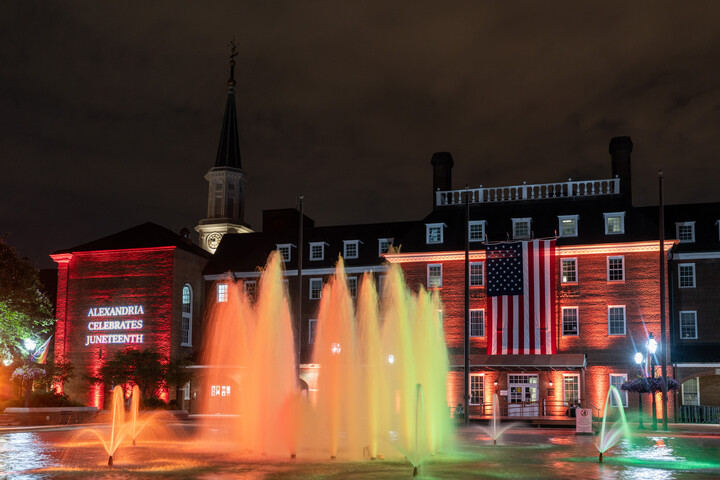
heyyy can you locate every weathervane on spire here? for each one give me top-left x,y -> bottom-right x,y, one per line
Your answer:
227,37 -> 238,87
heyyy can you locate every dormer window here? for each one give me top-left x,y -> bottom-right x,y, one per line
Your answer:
469,220 -> 487,242
676,222 -> 696,243
604,212 -> 626,235
512,218 -> 531,239
343,240 -> 360,259
378,238 -> 393,256
276,244 -> 292,262
309,242 -> 326,261
558,215 -> 579,237
426,223 -> 445,244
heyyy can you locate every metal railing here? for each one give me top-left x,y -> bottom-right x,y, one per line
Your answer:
677,405 -> 720,424
436,178 -> 620,206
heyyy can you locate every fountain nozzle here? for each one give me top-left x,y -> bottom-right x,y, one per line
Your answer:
108,455 -> 113,467
413,466 -> 418,477
493,439 -> 497,445
599,452 -> 603,463
290,453 -> 296,459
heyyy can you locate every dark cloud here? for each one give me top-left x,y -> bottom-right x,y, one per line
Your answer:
2,1 -> 720,268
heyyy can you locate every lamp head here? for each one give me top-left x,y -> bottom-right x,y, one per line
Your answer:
24,339 -> 37,352
647,334 -> 658,354
634,352 -> 644,365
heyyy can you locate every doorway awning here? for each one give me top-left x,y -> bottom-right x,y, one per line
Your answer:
449,354 -> 587,371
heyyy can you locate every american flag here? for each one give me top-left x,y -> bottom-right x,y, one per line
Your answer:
486,239 -> 556,355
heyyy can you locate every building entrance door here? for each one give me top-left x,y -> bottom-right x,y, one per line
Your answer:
507,374 -> 538,416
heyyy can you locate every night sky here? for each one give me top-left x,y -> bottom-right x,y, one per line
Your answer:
3,2 -> 720,268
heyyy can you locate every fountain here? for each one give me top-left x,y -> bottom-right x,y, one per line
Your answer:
198,252 -> 452,468
479,393 -> 515,445
595,385 -> 630,462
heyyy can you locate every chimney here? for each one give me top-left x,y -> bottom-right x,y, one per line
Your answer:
431,152 -> 454,208
609,136 -> 632,205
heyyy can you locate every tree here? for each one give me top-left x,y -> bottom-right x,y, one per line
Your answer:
0,236 -> 53,360
165,355 -> 194,394
98,348 -> 167,400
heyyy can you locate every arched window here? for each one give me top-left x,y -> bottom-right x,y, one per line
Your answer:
181,284 -> 192,346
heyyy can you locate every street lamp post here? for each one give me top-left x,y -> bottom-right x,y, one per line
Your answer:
647,333 -> 658,431
634,352 -> 645,429
24,339 -> 37,409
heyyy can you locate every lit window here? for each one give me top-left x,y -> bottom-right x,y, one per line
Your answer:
469,221 -> 487,242
561,258 -> 577,284
183,381 -> 191,401
426,223 -> 445,244
308,319 -> 317,344
427,264 -> 442,288
181,284 -> 192,346
309,242 -> 325,261
347,276 -> 357,298
343,240 -> 359,259
608,306 -> 626,335
680,311 -> 697,339
563,375 -> 579,406
378,238 -> 393,256
609,374 -> 628,407
309,278 -> 323,300
470,374 -> 484,405
682,377 -> 699,405
217,283 -> 228,303
470,309 -> 484,337
562,307 -> 578,336
607,256 -> 625,282
470,262 -> 484,286
277,244 -> 292,262
558,215 -> 578,237
244,280 -> 256,300
679,264 -> 696,288
676,222 -> 696,243
604,212 -> 626,235
512,218 -> 531,239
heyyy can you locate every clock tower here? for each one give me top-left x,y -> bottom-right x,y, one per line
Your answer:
196,42 -> 253,253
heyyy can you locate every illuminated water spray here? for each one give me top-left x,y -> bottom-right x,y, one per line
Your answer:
199,253 -> 452,462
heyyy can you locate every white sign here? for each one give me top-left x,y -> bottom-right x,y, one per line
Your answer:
499,390 -> 508,396
576,408 -> 593,433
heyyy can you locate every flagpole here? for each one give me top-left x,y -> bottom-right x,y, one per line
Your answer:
658,170 -> 669,430
464,186 -> 470,426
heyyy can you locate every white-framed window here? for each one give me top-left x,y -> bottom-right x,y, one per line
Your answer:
217,283 -> 228,303
470,373 -> 484,405
607,256 -> 625,282
343,240 -> 360,259
676,222 -> 696,243
558,215 -> 579,237
679,311 -> 698,339
181,284 -> 192,346
244,280 -> 256,300
427,264 -> 442,288
561,258 -> 577,284
678,263 -> 696,288
277,244 -> 292,262
561,307 -> 578,336
426,223 -> 445,244
604,212 -> 626,235
469,220 -> 487,242
308,318 -> 317,344
470,309 -> 484,337
563,374 -> 580,405
608,306 -> 626,335
512,218 -> 531,239
183,381 -> 191,401
309,278 -> 323,300
470,262 -> 484,286
378,238 -> 393,256
682,377 -> 700,406
609,374 -> 628,407
347,276 -> 357,298
309,242 -> 325,261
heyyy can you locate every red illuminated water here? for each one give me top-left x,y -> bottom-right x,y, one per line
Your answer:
199,252 -> 452,461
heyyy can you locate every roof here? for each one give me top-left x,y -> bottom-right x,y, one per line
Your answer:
54,222 -> 211,258
204,219 -> 420,276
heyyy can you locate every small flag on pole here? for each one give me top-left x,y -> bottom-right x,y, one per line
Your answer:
32,336 -> 52,364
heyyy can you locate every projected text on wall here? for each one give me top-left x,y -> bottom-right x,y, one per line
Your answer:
85,305 -> 145,346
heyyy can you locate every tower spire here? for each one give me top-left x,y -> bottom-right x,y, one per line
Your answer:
228,37 -> 237,87
215,38 -> 242,170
